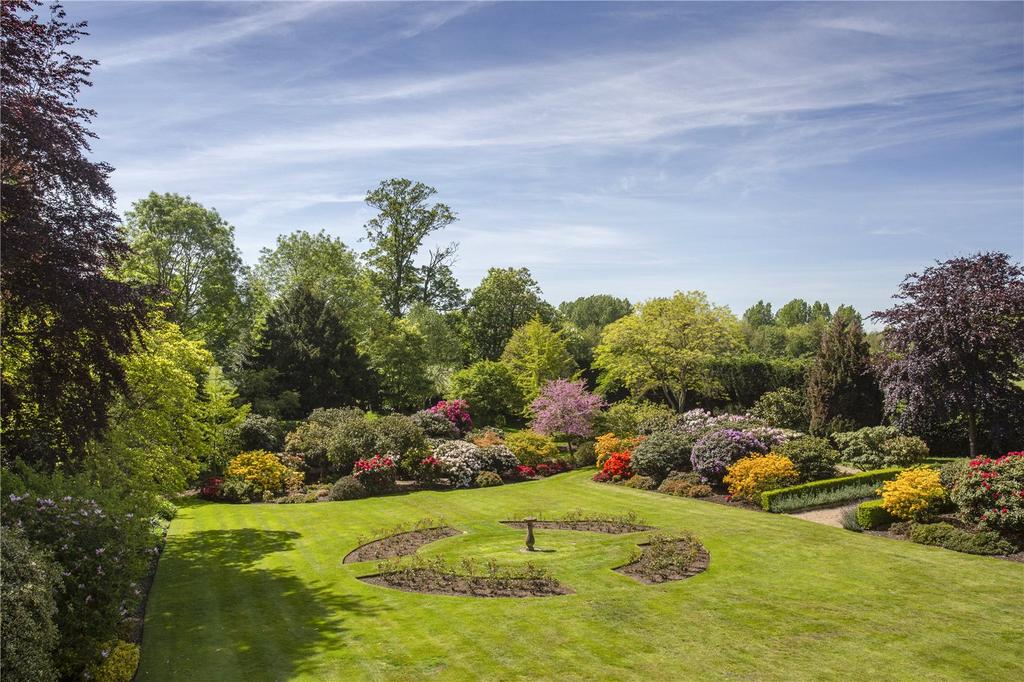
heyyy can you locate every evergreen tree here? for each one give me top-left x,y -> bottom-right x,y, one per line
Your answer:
806,313 -> 882,434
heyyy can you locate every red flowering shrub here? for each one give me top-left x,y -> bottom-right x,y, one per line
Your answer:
418,455 -> 444,484
200,476 -> 223,499
950,451 -> 1024,533
535,460 -> 571,477
593,450 -> 633,482
515,465 -> 537,479
352,455 -> 397,494
428,400 -> 472,435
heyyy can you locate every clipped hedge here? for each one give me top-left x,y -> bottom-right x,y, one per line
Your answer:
910,523 -> 1017,556
761,468 -> 902,512
855,500 -> 894,529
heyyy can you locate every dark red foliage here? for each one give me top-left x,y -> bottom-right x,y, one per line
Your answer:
1,1 -> 152,469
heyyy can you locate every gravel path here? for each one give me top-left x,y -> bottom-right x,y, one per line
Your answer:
788,501 -> 861,528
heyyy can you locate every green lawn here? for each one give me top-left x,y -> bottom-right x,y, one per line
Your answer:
139,471 -> 1023,681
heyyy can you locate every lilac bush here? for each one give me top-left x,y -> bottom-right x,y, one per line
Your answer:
691,429 -> 770,484
530,379 -> 606,443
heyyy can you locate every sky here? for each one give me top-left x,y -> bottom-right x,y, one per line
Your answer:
64,0 -> 1024,318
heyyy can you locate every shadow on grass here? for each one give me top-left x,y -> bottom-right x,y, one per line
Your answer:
143,528 -> 386,679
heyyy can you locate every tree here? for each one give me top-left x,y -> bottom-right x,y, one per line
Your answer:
465,267 -> 554,361
871,253 -> 1024,456
593,291 -> 743,412
530,379 -> 605,450
238,286 -> 376,418
123,192 -> 246,361
447,361 -> 525,426
743,300 -> 775,328
364,318 -> 433,412
500,317 -> 576,401
809,301 -> 832,322
775,299 -> 811,327
1,0 -> 151,471
806,312 -> 881,434
405,302 -> 468,394
558,295 -> 632,330
362,178 -> 462,316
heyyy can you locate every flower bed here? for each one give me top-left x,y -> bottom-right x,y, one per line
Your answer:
760,468 -> 903,512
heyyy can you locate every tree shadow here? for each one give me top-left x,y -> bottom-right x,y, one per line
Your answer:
140,528 -> 386,679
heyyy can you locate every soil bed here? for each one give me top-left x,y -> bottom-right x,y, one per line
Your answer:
615,538 -> 710,584
343,526 -> 460,564
359,569 -> 572,597
501,520 -> 652,534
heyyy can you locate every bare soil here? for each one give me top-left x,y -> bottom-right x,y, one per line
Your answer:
501,520 -> 652,534
360,569 -> 572,597
343,526 -> 461,564
614,539 -> 711,584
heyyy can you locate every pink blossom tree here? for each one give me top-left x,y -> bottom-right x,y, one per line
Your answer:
530,379 -> 606,451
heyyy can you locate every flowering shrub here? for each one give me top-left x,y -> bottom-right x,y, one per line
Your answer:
433,440 -> 487,488
505,430 -> 560,466
467,427 -> 505,447
226,450 -> 302,496
724,455 -> 800,502
535,460 -> 571,477
410,409 -> 459,439
631,430 -> 694,478
475,471 -> 504,487
200,476 -> 224,499
530,379 -> 606,442
595,433 -> 645,468
950,452 -> 1024,533
479,444 -> 521,475
352,455 -> 398,494
879,467 -> 945,521
691,429 -> 769,484
428,399 -> 472,435
593,450 -> 633,482
516,465 -> 537,479
418,455 -> 444,484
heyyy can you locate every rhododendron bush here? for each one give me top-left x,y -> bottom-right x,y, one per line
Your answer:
428,399 -> 472,435
593,450 -> 633,482
949,452 -> 1024,533
691,429 -> 769,484
432,440 -> 520,488
352,455 -> 398,493
879,467 -> 945,521
724,455 -> 799,502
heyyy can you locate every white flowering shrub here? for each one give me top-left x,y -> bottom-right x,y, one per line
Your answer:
433,440 -> 486,488
479,444 -> 520,475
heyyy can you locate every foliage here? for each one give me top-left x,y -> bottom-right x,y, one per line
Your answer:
909,523 -> 1017,556
501,317 -> 576,401
328,475 -> 369,501
504,430 -> 560,466
950,452 -> 1024,533
478,445 -> 521,476
594,291 -> 743,412
631,430 -> 694,479
750,387 -> 809,431
881,436 -> 930,468
872,253 -> 1024,456
535,460 -> 571,477
598,400 -> 677,438
760,468 -> 903,512
855,500 -> 894,530
530,378 -> 605,443
285,408 -> 359,481
690,429 -> 769,484
362,178 -> 463,316
878,468 -> 945,521
939,458 -> 970,492
468,427 -> 505,447
475,471 -> 504,487
832,426 -> 900,470
0,527 -> 60,682
807,312 -> 881,434
405,303 -> 468,390
594,451 -> 633,482
433,440 -> 488,488
411,409 -> 459,439
428,399 -> 473,435
371,415 -> 428,463
724,455 -> 800,502
226,450 -> 302,496
417,455 -> 444,484
557,295 -> 632,372
657,472 -> 712,498
364,317 -> 433,411
233,413 -> 287,453
624,474 -> 658,490
702,355 -> 808,411
238,285 -> 376,418
91,641 -> 140,682
352,455 -> 398,494
464,267 -> 554,361
839,507 -> 863,532
743,300 -> 775,327
448,361 -> 524,426
571,442 -> 596,468
775,437 -> 840,482
1,0 -> 151,471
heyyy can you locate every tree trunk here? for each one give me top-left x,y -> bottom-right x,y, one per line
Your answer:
967,411 -> 978,457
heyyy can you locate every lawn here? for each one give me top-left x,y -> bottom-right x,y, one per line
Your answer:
139,470 -> 1023,681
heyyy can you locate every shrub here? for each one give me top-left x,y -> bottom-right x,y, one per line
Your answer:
749,387 -> 809,431
478,444 -> 521,475
217,476 -> 258,503
1,528 -> 60,682
475,471 -> 504,487
91,641 -> 140,682
950,452 -> 1024,533
505,430 -> 560,466
328,475 -> 368,501
631,430 -> 694,479
352,455 -> 398,494
760,468 -> 903,512
427,399 -> 473,435
595,432 -> 645,468
881,435 -> 930,467
371,414 -> 428,465
467,427 -> 505,447
448,362 -> 523,426
593,450 -> 632,482
286,407 -> 368,481
832,426 -> 899,470
775,436 -> 840,482
324,409 -> 378,477
724,455 -> 800,502
515,465 -> 537,479
691,429 -> 769,484
839,507 -> 862,532
910,522 -> 1017,556
232,413 -> 286,453
417,455 -> 444,484
572,441 -> 596,468
855,500 -> 894,529
879,467 -> 945,521
624,475 -> 658,490
599,400 -> 676,437
657,471 -> 712,498
433,440 -> 487,488
226,450 -> 302,496
410,409 -> 459,439
939,458 -> 970,492
156,498 -> 178,521
535,460 -> 571,477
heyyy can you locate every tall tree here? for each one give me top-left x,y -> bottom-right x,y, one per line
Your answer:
743,300 -> 775,328
1,0 -> 151,470
500,317 -> 576,401
464,267 -> 554,361
362,178 -> 461,316
775,299 -> 811,327
364,318 -> 433,412
872,253 -> 1024,455
558,295 -> 632,330
806,312 -> 881,434
594,291 -> 743,412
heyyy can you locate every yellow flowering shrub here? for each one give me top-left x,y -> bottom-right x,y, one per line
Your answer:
92,641 -> 139,682
878,467 -> 944,521
595,433 -> 645,468
724,454 -> 800,502
226,450 -> 302,495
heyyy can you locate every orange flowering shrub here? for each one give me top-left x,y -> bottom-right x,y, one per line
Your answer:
724,454 -> 799,502
879,467 -> 945,521
595,433 -> 645,468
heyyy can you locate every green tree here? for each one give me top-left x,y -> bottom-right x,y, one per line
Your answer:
123,192 -> 246,360
809,301 -> 832,321
405,302 -> 467,393
448,361 -> 525,426
807,313 -> 882,434
775,299 -> 811,327
743,300 -> 775,328
362,178 -> 462,316
594,291 -> 743,412
365,318 -> 433,411
501,317 -> 576,401
558,295 -> 631,330
465,267 -> 554,361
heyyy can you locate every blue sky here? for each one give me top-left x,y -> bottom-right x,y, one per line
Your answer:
66,1 -> 1023,318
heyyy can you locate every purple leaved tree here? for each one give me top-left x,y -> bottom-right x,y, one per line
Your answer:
530,379 -> 606,451
871,252 -> 1024,456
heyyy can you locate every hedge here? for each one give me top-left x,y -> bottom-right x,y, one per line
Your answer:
910,523 -> 1018,556
760,468 -> 902,512
855,500 -> 894,529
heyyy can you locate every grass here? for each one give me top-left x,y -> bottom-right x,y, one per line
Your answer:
139,470 -> 1022,681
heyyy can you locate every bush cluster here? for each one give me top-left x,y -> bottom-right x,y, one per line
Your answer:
427,399 -> 473,435
410,409 -> 459,439
690,429 -> 769,484
231,413 -> 287,454
657,471 -> 712,498
724,455 -> 800,502
760,468 -> 903,512
631,430 -> 694,479
572,441 -> 596,468
878,467 -> 945,521
475,471 -> 504,487
832,427 -> 928,470
593,450 -> 632,482
949,452 -> 1024,533
624,475 -> 658,490
432,440 -> 521,488
910,522 -> 1017,556
597,400 -> 676,437
504,430 -> 560,466
855,500 -> 894,529
594,432 -> 644,468
467,427 -> 505,447
774,437 -> 839,482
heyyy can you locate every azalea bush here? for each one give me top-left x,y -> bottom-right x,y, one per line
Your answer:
352,455 -> 398,494
467,427 -> 505,447
226,450 -> 303,496
594,432 -> 645,468
593,450 -> 633,482
879,467 -> 945,521
691,429 -> 769,484
417,455 -> 444,484
724,454 -> 800,502
949,452 -> 1024,533
505,430 -> 560,466
535,460 -> 571,477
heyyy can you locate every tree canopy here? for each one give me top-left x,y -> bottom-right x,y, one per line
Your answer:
500,317 -> 576,401
465,267 -> 553,361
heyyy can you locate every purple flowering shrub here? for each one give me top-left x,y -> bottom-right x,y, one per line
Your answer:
530,379 -> 606,443
691,429 -> 769,484
2,492 -> 156,676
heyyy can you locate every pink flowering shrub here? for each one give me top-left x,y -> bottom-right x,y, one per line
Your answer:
530,379 -> 606,444
418,455 -> 444,483
428,399 -> 473,435
352,455 -> 398,494
950,451 -> 1024,533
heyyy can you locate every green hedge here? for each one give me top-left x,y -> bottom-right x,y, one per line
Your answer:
855,500 -> 894,529
910,523 -> 1018,556
761,468 -> 902,512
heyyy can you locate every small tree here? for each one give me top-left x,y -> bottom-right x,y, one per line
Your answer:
530,379 -> 606,451
871,253 -> 1024,456
448,361 -> 524,426
806,311 -> 881,434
